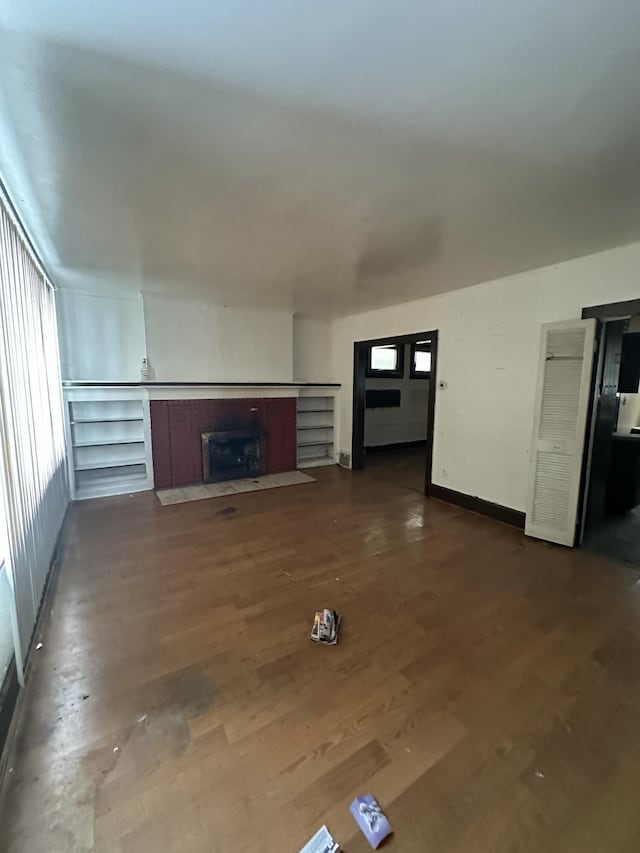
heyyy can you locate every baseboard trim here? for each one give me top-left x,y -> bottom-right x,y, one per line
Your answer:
430,484 -> 526,529
0,658 -> 19,764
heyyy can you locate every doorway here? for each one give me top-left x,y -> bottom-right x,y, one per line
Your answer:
580,299 -> 640,565
351,330 -> 438,495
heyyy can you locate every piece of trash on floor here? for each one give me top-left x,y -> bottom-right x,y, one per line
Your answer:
298,824 -> 339,853
35,642 -> 43,650
113,746 -> 119,753
137,714 -> 148,724
534,769 -> 545,779
350,793 -> 392,849
310,609 -> 342,645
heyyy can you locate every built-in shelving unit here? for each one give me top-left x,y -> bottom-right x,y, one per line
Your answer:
62,382 -> 339,497
63,389 -> 154,500
296,394 -> 337,468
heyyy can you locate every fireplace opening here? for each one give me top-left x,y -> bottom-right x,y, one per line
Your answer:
201,429 -> 265,483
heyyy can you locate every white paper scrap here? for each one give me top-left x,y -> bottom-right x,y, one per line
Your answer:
298,824 -> 339,853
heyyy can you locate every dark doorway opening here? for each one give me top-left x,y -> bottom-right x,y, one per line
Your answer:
352,330 -> 438,495
580,299 -> 640,565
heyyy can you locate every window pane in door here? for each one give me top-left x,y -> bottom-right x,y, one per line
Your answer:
414,350 -> 431,373
370,346 -> 398,371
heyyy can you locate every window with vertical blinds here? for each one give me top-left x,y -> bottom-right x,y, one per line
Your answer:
0,187 -> 68,680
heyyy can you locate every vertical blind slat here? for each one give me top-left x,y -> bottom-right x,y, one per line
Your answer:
0,193 -> 68,678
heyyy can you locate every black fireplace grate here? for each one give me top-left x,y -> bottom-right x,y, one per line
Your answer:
201,429 -> 265,483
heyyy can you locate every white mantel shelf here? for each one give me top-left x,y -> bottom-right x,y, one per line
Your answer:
62,381 -> 340,401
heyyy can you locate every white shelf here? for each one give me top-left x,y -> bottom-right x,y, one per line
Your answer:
298,456 -> 335,468
74,465 -> 149,500
77,462 -> 147,476
73,439 -> 145,447
75,481 -> 149,500
71,416 -> 144,424
296,395 -> 336,468
64,390 -> 154,499
75,458 -> 147,471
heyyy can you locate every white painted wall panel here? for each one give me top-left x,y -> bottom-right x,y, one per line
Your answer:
332,241 -> 640,511
293,315 -> 332,382
143,294 -> 293,382
57,290 -> 146,381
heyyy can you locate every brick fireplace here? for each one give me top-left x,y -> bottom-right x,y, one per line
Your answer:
150,398 -> 296,490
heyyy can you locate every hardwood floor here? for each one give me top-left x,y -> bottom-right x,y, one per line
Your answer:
1,465 -> 640,852
363,444 -> 427,493
583,506 -> 640,567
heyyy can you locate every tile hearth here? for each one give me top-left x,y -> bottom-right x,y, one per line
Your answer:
155,470 -> 315,506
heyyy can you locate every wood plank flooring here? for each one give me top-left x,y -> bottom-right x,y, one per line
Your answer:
1,464 -> 640,852
363,444 -> 427,493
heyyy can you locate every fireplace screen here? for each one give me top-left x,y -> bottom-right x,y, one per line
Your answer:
201,430 -> 264,483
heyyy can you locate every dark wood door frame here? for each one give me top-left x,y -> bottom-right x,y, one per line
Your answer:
578,297 -> 640,542
582,319 -> 625,534
351,329 -> 439,495
583,299 -> 640,321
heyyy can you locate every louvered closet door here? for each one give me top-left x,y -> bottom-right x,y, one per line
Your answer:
525,319 -> 596,546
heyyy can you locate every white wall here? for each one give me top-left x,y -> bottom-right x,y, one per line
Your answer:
57,289 -> 146,381
365,344 -> 429,446
58,288 -> 296,383
293,315 -> 332,382
143,293 -> 293,382
332,241 -> 640,511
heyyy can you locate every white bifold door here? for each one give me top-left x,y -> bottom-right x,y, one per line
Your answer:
525,319 -> 597,546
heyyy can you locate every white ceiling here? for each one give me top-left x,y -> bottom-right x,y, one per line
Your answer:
2,1 -> 640,316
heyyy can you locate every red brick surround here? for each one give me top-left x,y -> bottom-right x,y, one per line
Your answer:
150,398 -> 296,489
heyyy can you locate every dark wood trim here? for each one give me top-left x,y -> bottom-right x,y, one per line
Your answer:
576,318 -> 605,544
351,343 -> 368,470
23,502 -> 71,664
424,331 -> 438,496
0,502 -> 70,780
430,484 -> 526,529
352,329 -> 438,497
354,331 -> 437,348
0,657 -> 19,763
578,295 -> 640,543
63,381 -> 341,388
582,299 -> 640,320
365,439 -> 427,453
